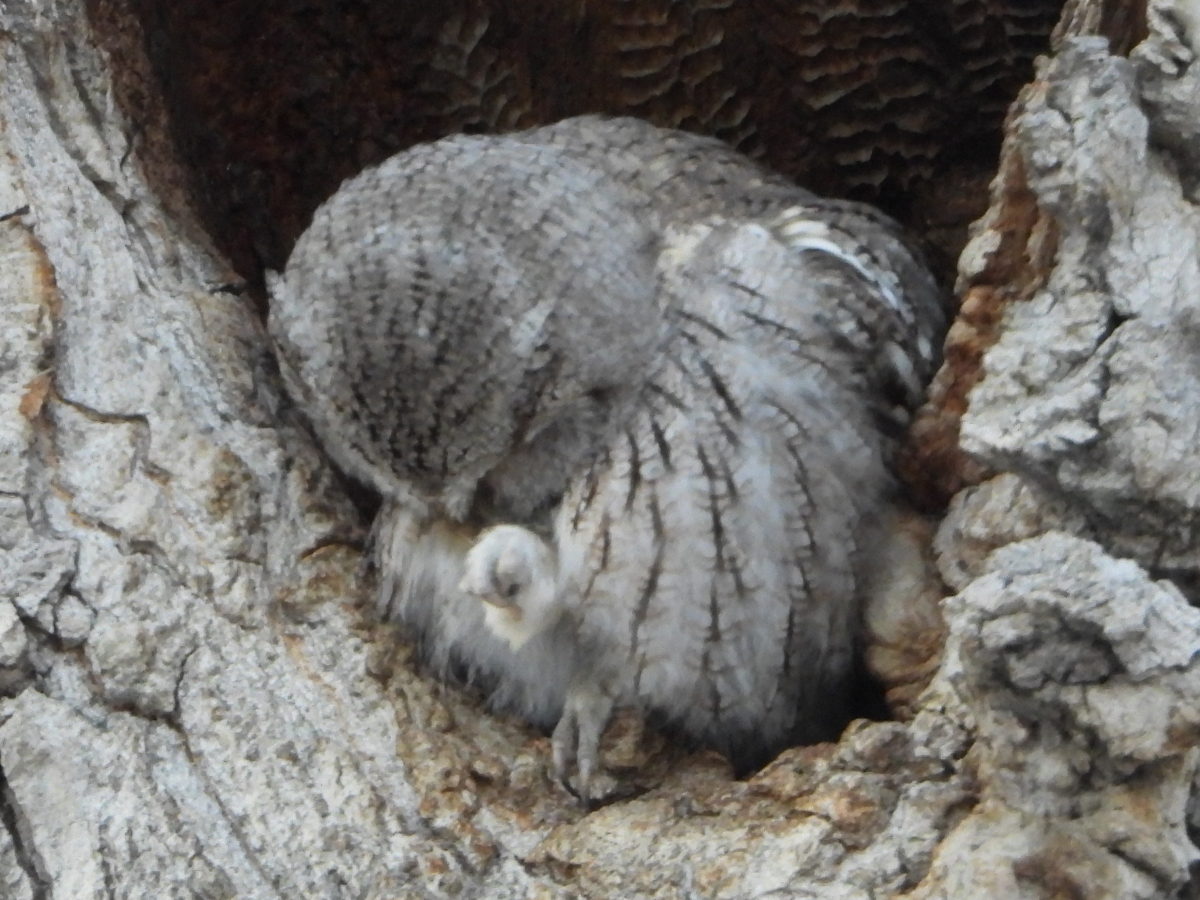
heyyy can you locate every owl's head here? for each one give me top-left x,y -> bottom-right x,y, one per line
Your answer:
459,525 -> 560,650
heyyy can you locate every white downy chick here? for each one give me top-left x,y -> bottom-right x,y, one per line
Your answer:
459,525 -> 562,650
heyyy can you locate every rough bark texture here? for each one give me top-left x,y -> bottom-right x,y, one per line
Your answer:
1,0 -> 1198,898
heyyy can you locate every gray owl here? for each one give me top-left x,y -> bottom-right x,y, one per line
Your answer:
268,116 -> 944,799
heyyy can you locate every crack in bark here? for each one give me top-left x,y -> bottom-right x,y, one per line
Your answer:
0,759 -> 51,900
171,726 -> 287,900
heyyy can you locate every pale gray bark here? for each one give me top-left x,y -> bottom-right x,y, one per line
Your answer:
0,0 -> 1198,898
961,23 -> 1200,585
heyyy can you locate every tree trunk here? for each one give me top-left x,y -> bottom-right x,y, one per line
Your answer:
1,0 -> 1197,898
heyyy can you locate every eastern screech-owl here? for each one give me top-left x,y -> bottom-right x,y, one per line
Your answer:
269,116 -> 944,798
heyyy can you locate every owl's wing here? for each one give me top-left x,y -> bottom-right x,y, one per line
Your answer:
770,199 -> 945,421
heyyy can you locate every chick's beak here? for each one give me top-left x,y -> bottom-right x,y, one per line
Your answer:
458,575 -> 517,610
477,592 -> 518,610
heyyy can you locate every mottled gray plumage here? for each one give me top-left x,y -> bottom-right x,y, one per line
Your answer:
269,116 -> 944,797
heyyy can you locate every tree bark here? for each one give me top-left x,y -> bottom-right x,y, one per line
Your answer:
1,0 -> 1198,898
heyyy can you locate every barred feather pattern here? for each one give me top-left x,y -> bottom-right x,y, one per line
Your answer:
268,115 -> 944,792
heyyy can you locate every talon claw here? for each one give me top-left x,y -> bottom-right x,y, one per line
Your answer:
551,709 -> 579,791
551,682 -> 616,803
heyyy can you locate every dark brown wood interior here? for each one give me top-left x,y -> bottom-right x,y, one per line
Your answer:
90,0 -> 1068,288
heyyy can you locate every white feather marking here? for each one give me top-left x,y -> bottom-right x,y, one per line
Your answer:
774,208 -> 905,315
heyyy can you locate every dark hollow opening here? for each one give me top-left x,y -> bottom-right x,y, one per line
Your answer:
88,0 -> 1068,754
95,0 -> 1066,293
